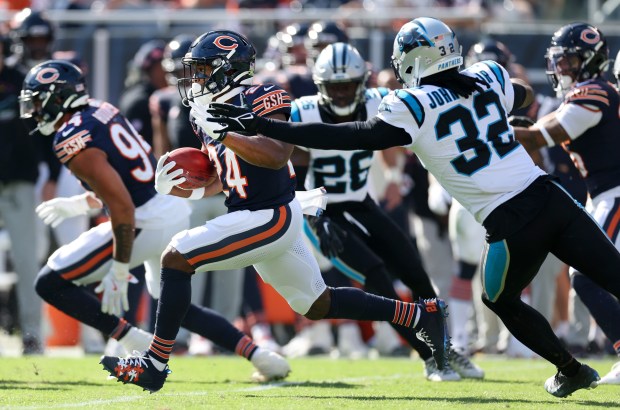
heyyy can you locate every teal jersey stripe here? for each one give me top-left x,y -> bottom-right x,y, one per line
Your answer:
483,61 -> 505,94
290,101 -> 302,123
395,89 -> 425,127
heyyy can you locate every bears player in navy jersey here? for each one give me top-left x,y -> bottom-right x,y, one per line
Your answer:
513,22 -> 620,386
100,29 -> 451,393
20,59 -> 292,382
207,18 -> 620,397
291,42 -> 483,381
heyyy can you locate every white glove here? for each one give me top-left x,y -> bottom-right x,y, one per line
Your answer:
35,193 -> 98,228
189,100 -> 227,141
155,152 -> 186,195
94,261 -> 138,316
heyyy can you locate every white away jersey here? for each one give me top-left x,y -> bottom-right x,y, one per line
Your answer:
377,61 -> 545,223
291,88 -> 386,203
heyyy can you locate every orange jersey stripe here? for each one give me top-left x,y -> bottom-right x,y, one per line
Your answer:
606,206 -> 620,238
188,205 -> 288,265
60,245 -> 113,280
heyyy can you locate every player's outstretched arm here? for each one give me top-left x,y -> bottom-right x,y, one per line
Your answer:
207,103 -> 411,151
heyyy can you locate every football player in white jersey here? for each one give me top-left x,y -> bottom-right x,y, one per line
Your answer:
207,17 -> 620,398
291,42 -> 482,381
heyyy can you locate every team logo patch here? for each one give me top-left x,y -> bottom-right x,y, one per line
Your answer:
580,28 -> 600,45
213,35 -> 238,51
35,67 -> 60,84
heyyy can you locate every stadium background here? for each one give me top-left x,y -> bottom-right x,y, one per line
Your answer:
16,5 -> 620,109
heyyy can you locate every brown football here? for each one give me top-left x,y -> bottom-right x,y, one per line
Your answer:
164,147 -> 217,190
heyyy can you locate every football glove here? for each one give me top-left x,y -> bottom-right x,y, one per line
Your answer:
307,215 -> 347,258
35,192 -> 100,228
94,261 -> 138,317
207,102 -> 264,135
508,115 -> 535,127
154,152 -> 186,195
189,100 -> 227,141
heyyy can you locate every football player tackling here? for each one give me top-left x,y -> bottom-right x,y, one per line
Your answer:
207,18 -> 620,398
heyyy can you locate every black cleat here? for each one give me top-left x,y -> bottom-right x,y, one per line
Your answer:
415,298 -> 450,370
100,352 -> 170,393
545,364 -> 600,398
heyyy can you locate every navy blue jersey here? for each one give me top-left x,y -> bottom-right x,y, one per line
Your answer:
54,100 -> 157,207
561,80 -> 620,198
192,84 -> 296,211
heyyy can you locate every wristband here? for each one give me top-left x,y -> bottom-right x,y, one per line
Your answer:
538,126 -> 555,147
111,260 -> 130,277
188,187 -> 205,200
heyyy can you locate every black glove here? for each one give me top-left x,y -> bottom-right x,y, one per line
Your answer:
508,115 -> 535,127
207,102 -> 264,135
307,215 -> 347,258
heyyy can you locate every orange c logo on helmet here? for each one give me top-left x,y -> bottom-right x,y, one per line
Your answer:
580,28 -> 600,45
35,67 -> 60,84
213,35 -> 238,51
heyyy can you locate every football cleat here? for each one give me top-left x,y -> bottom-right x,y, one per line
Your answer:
597,361 -> 620,385
544,364 -> 599,398
250,348 -> 291,382
423,357 -> 461,382
100,352 -> 170,393
415,298 -> 451,370
448,349 -> 485,379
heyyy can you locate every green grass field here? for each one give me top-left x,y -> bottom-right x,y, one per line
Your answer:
0,355 -> 618,409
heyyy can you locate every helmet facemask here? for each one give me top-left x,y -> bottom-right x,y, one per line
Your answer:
313,42 -> 369,117
178,31 -> 256,107
20,61 -> 89,136
545,47 -> 582,97
546,23 -> 610,97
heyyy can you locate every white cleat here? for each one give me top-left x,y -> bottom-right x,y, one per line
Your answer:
251,348 -> 291,382
598,361 -> 620,385
448,349 -> 484,379
423,357 -> 461,382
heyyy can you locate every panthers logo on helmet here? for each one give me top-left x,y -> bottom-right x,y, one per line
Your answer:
35,67 -> 60,84
213,36 -> 238,51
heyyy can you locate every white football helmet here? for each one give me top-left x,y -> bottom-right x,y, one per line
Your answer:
312,42 -> 369,117
391,17 -> 463,88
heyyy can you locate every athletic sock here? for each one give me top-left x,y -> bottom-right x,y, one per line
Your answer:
147,267 -> 192,366
109,318 -> 132,340
236,335 -> 259,360
325,287 -> 422,329
182,304 -> 249,354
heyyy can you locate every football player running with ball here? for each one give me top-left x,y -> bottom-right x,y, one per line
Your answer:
100,30 -> 451,393
21,59 -> 291,383
207,18 -> 620,398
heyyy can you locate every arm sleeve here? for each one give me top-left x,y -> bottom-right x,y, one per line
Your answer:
257,117 -> 411,151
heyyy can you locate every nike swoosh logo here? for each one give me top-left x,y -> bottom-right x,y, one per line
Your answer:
264,85 -> 275,91
61,127 -> 75,137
